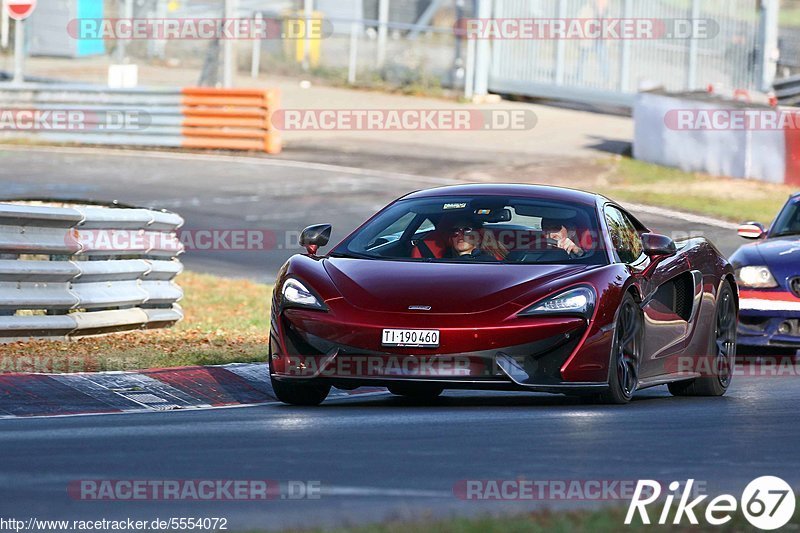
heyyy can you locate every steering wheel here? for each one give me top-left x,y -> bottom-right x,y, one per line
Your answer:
545,237 -> 562,249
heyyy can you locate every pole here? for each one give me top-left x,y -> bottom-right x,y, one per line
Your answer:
116,0 -> 133,62
13,18 -> 24,84
683,0 -> 700,90
472,0 -> 491,97
222,0 -> 239,87
302,0 -> 312,71
251,11 -> 262,78
464,31 -> 475,100
376,0 -> 389,68
618,0 -> 632,91
757,0 -> 779,93
1,0 -> 9,49
347,0 -> 359,84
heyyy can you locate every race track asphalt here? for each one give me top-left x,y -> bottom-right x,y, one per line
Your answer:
0,147 -> 792,531
1,376 -> 798,530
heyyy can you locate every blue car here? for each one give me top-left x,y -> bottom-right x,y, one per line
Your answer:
730,193 -> 800,356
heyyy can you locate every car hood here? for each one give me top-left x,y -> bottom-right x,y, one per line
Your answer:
322,258 -> 595,314
730,236 -> 800,289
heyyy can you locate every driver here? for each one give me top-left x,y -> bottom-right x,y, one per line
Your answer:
542,218 -> 586,258
445,218 -> 498,261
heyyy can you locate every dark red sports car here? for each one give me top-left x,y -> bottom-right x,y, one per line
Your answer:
269,184 -> 737,405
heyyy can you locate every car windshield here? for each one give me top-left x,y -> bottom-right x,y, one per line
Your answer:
332,196 -> 607,265
770,199 -> 800,238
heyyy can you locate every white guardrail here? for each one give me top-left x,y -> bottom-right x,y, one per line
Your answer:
0,202 -> 185,342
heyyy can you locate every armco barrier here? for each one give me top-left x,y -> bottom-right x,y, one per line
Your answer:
634,90 -> 795,186
0,202 -> 185,342
0,84 -> 281,154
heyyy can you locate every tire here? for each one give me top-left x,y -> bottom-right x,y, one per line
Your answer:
597,293 -> 643,405
669,282 -> 737,397
388,383 -> 444,400
268,352 -> 330,406
270,377 -> 331,406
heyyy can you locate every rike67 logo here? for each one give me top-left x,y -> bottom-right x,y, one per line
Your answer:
626,477 -> 796,530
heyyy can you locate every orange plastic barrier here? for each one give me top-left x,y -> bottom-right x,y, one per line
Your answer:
179,88 -> 281,154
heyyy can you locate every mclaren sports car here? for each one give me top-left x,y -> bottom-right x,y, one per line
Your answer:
269,184 -> 738,405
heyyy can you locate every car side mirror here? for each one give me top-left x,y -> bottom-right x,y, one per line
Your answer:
642,233 -> 677,257
737,222 -> 767,240
299,224 -> 332,255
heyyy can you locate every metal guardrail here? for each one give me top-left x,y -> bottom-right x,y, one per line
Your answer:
774,75 -> 800,106
0,84 -> 282,154
0,202 -> 185,342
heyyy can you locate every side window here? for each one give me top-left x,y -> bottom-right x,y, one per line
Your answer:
604,206 -> 643,264
413,218 -> 435,237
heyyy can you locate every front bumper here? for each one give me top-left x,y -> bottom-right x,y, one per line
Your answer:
271,351 -> 609,394
738,290 -> 800,348
270,307 -> 611,393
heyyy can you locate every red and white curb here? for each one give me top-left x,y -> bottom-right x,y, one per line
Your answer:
0,363 -> 388,419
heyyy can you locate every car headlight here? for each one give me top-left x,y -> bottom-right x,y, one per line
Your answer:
281,278 -> 327,310
736,266 -> 778,289
519,286 -> 596,319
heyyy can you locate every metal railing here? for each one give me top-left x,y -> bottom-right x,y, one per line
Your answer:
0,84 -> 282,154
487,0 -> 770,107
774,74 -> 800,106
0,202 -> 185,342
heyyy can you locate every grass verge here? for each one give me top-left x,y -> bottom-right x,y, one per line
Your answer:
598,157 -> 797,224
0,272 -> 271,373
250,504 -> 800,533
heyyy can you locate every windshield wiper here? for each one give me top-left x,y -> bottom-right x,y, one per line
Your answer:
328,251 -> 369,259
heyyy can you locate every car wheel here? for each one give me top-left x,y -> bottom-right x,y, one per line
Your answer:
597,293 -> 642,405
268,353 -> 330,406
388,383 -> 444,400
669,282 -> 737,397
270,377 -> 331,406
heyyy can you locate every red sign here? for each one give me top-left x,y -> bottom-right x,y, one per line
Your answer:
6,0 -> 37,21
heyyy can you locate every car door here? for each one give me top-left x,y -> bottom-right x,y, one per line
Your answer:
603,205 -> 693,379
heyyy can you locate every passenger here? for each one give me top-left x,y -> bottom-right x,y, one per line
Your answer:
542,218 -> 586,258
445,219 -> 497,261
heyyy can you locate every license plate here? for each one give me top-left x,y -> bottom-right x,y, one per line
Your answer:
382,329 -> 440,348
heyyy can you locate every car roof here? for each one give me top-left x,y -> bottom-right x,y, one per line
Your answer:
402,184 -> 605,207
